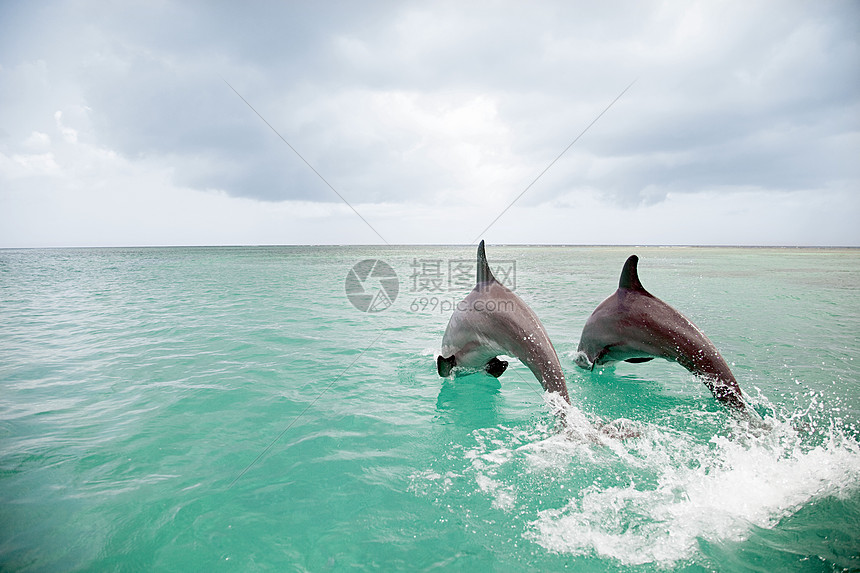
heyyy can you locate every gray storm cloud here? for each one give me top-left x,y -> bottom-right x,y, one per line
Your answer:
1,0 -> 858,246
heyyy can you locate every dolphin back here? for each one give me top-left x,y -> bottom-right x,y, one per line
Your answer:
438,241 -> 570,403
578,254 -> 750,413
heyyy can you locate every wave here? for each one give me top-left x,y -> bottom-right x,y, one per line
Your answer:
411,393 -> 860,568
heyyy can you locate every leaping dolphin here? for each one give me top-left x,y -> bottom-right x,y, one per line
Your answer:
575,255 -> 749,412
437,241 -> 570,403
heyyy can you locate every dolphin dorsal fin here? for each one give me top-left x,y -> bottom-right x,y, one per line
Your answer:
476,240 -> 497,285
619,255 -> 645,291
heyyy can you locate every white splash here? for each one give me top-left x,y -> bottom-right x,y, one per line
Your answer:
524,411 -> 860,567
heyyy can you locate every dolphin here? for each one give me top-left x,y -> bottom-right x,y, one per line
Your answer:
437,241 -> 570,403
575,255 -> 749,412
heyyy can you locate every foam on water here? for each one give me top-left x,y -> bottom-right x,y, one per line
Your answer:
412,391 -> 860,569
532,414 -> 859,566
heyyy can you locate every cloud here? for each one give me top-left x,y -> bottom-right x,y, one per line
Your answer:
0,0 -> 858,246
54,111 -> 78,143
22,131 -> 51,150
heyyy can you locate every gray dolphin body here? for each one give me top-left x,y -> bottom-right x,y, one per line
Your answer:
437,241 -> 570,403
576,255 -> 748,411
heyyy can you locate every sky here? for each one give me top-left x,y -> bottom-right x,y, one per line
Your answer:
1,0 -> 858,247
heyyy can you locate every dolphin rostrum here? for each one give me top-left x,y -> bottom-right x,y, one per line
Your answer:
575,255 -> 749,412
437,241 -> 570,403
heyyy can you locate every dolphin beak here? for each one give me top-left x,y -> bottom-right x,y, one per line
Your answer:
574,350 -> 593,371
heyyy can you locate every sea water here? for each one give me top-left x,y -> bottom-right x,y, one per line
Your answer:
1,246 -> 858,571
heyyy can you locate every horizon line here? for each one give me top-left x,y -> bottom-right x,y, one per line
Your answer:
2,243 -> 858,250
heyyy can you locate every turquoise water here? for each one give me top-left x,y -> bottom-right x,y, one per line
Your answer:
1,246 -> 858,571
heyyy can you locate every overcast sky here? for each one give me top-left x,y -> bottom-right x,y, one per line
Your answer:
1,0 -> 858,247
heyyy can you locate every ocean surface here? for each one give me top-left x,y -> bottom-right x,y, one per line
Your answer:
1,245 -> 858,572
